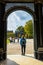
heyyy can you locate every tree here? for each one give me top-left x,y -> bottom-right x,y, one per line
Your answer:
16,26 -> 24,32
24,20 -> 33,38
15,26 -> 25,38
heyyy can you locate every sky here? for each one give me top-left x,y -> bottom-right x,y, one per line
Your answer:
7,10 -> 33,32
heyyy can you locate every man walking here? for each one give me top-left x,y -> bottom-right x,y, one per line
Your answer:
20,34 -> 26,55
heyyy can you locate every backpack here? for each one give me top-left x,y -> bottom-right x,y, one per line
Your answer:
22,39 -> 25,45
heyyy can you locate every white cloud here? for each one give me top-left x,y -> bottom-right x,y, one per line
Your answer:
7,12 -> 22,32
7,10 -> 33,32
13,12 -> 21,22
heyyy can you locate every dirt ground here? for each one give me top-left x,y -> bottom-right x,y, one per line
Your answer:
7,39 -> 34,55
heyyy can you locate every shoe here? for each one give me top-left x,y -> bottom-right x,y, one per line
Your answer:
23,53 -> 25,56
21,53 -> 23,55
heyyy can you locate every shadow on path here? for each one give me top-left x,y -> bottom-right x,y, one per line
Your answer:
0,58 -> 19,65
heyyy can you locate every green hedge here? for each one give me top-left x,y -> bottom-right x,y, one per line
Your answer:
7,33 -> 15,38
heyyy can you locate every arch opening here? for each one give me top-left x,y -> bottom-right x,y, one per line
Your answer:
7,10 -> 34,57
4,6 -> 35,57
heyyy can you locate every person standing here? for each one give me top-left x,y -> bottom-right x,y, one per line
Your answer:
20,34 -> 26,55
9,37 -> 13,43
13,37 -> 15,43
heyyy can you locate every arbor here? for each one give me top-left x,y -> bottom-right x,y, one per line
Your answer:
24,20 -> 33,38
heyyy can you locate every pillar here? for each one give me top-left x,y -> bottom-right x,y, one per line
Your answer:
34,2 -> 43,59
0,3 -> 6,60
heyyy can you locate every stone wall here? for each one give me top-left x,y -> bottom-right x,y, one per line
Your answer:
0,0 -> 43,3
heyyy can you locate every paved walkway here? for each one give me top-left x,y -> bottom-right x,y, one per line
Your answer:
7,39 -> 34,55
0,54 -> 43,65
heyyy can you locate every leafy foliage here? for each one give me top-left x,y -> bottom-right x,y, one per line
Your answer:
16,26 -> 24,32
7,20 -> 33,39
15,26 -> 25,38
7,31 -> 15,38
24,20 -> 33,38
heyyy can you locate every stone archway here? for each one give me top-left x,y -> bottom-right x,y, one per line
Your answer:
4,6 -> 35,21
0,2 -> 43,60
3,5 -> 36,57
